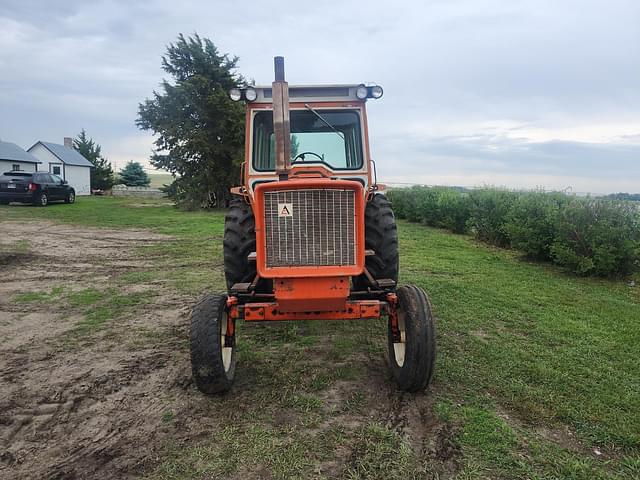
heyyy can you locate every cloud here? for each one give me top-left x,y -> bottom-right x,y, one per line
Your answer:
0,0 -> 638,191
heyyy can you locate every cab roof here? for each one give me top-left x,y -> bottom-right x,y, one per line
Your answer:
250,84 -> 367,104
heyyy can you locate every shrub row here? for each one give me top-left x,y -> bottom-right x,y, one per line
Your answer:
387,186 -> 640,277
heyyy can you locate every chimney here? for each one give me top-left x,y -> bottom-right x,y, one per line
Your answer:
64,137 -> 73,148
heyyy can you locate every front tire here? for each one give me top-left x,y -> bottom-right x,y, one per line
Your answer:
190,293 -> 236,394
65,190 -> 75,204
388,285 -> 436,392
34,192 -> 48,207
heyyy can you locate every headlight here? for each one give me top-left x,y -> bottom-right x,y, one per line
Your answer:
244,88 -> 257,102
355,85 -> 368,100
370,85 -> 383,99
229,88 -> 242,101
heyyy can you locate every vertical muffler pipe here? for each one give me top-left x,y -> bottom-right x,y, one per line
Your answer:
272,56 -> 291,180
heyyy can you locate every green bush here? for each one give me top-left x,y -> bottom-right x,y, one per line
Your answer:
433,188 -> 472,234
504,191 -> 569,259
386,189 -> 408,219
466,189 -> 518,247
388,187 -> 472,233
550,198 -> 640,276
389,186 -> 427,223
388,186 -> 640,278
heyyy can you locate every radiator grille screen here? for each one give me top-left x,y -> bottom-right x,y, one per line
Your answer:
264,189 -> 356,267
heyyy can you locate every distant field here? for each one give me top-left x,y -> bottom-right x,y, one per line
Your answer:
1,196 -> 638,479
147,172 -> 173,189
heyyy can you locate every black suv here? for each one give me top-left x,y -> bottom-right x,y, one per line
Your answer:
0,171 -> 76,206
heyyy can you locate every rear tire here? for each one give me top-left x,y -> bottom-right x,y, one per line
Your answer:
34,192 -> 48,207
354,194 -> 399,289
190,293 -> 236,394
388,285 -> 436,392
224,197 -> 271,293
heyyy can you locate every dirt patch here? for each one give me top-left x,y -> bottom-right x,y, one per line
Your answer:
0,220 -> 456,479
0,220 -> 198,479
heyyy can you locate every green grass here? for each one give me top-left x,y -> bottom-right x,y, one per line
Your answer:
2,196 -> 638,479
0,196 -> 226,293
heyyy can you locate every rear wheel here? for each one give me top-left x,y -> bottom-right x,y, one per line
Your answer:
34,192 -> 48,207
388,285 -> 436,392
354,194 -> 398,289
224,197 -> 271,293
190,293 -> 236,394
224,197 -> 256,290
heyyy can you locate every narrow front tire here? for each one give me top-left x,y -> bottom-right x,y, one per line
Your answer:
388,285 -> 436,392
190,293 -> 236,394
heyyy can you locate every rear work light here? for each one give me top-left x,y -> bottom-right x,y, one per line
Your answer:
28,183 -> 36,191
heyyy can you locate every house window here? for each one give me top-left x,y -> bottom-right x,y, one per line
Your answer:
52,165 -> 61,175
12,164 -> 20,171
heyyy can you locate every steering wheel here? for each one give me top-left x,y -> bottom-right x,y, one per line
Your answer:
292,151 -> 324,163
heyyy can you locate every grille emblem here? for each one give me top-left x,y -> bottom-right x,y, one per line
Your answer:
278,203 -> 293,217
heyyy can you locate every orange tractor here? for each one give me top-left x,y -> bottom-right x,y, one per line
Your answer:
190,57 -> 436,394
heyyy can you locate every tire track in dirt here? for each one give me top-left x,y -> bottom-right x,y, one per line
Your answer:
365,355 -> 461,478
0,221 -> 201,480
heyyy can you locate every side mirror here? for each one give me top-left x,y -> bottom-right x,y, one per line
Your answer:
62,180 -> 68,185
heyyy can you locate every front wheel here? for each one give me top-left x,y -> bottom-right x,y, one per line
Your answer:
388,285 -> 436,392
190,293 -> 236,394
65,190 -> 75,204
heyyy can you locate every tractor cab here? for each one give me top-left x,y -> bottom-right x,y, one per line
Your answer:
189,57 -> 436,396
231,83 -> 383,195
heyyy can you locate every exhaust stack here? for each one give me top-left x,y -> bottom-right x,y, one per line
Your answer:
272,56 -> 291,179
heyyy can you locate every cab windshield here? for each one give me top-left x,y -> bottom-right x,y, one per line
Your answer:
252,109 -> 363,171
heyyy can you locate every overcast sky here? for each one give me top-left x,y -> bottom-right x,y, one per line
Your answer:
1,0 -> 639,193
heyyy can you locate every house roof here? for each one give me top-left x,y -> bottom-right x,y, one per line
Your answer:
0,140 -> 41,164
29,141 -> 94,167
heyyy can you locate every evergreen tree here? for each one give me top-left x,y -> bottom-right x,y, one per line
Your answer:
73,129 -> 115,190
119,161 -> 150,187
136,33 -> 245,208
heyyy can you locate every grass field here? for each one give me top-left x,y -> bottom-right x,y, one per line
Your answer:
1,196 -> 638,479
147,172 -> 174,189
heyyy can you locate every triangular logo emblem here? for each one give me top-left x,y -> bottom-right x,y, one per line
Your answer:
278,203 -> 293,217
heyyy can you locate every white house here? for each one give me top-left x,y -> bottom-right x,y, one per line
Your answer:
28,138 -> 93,195
0,140 -> 42,174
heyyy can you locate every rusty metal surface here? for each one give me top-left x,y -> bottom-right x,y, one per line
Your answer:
241,300 -> 381,321
272,57 -> 291,176
263,188 -> 356,268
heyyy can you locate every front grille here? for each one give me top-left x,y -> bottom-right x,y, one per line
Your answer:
263,189 -> 356,268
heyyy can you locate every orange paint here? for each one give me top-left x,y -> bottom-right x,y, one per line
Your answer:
242,101 -> 374,197
239,299 -> 382,321
274,276 -> 349,312
252,178 -> 365,279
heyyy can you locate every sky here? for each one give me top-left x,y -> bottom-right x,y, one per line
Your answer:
0,0 -> 639,194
